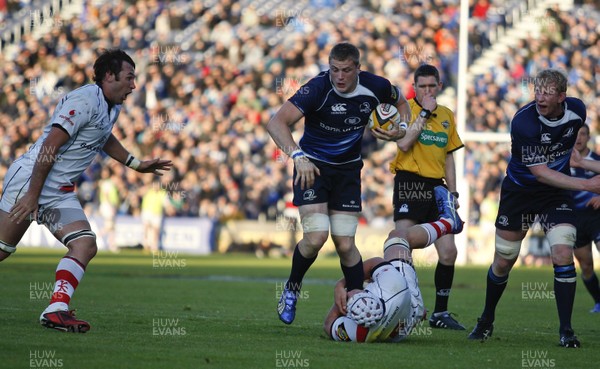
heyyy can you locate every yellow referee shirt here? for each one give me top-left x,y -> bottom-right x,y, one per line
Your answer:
389,98 -> 463,179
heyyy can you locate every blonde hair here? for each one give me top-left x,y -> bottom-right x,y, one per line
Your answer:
535,69 -> 568,93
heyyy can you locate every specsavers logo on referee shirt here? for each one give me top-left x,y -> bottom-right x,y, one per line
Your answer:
419,130 -> 448,148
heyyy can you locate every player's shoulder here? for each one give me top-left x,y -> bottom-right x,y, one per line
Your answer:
305,71 -> 330,87
510,101 -> 537,133
292,71 -> 329,98
513,100 -> 537,119
591,151 -> 600,162
63,84 -> 104,105
358,70 -> 391,86
565,97 -> 586,115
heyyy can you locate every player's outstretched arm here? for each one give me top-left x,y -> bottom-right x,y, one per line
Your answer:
102,134 -> 172,175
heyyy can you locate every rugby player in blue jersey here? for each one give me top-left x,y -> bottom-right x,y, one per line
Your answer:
267,42 -> 410,324
569,124 -> 600,313
468,69 -> 600,348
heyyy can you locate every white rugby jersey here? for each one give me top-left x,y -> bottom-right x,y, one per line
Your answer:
15,84 -> 121,196
331,261 -> 424,342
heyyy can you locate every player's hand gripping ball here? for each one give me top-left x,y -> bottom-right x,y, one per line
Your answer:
368,103 -> 406,131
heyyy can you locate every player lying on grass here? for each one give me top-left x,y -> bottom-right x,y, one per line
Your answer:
323,241 -> 425,342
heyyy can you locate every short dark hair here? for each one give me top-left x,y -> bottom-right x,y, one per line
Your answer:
329,42 -> 360,66
93,49 -> 135,84
413,64 -> 440,84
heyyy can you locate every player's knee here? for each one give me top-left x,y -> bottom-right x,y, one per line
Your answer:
578,260 -> 594,279
551,246 -> 573,266
547,225 -> 576,264
304,231 -> 329,247
73,241 -> 98,260
332,237 -> 354,254
302,232 -> 328,254
491,258 -> 513,277
437,245 -> 457,264
62,230 -> 98,259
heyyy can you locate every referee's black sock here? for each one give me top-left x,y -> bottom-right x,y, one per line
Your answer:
286,243 -> 317,292
341,258 -> 364,291
434,261 -> 454,313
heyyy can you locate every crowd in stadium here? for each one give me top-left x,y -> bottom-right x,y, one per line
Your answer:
0,0 -> 599,253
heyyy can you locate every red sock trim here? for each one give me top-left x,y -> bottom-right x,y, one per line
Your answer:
431,222 -> 443,238
63,256 -> 86,271
438,219 -> 452,235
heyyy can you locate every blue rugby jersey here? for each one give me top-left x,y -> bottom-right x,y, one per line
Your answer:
506,97 -> 586,189
570,151 -> 600,209
289,70 -> 400,164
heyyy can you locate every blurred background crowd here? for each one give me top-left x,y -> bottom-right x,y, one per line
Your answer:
0,0 -> 599,257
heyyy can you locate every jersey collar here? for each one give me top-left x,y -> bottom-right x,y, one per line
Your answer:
329,72 -> 361,98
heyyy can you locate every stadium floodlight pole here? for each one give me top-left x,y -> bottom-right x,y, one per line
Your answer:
455,0 -> 470,266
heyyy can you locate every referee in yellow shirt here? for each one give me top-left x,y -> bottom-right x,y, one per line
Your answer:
382,64 -> 465,330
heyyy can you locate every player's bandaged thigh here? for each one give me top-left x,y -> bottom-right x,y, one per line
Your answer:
330,214 -> 359,237
546,225 -> 576,248
495,234 -> 522,259
0,240 -> 17,254
300,213 -> 330,233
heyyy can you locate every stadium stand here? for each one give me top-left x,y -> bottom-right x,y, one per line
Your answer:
0,0 -> 598,262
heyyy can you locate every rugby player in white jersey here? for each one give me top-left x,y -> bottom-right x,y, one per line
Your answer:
0,49 -> 172,332
324,240 -> 426,342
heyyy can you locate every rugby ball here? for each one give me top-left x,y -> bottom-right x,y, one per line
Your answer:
368,103 -> 401,131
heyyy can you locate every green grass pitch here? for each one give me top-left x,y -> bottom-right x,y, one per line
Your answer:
1,249 -> 599,369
